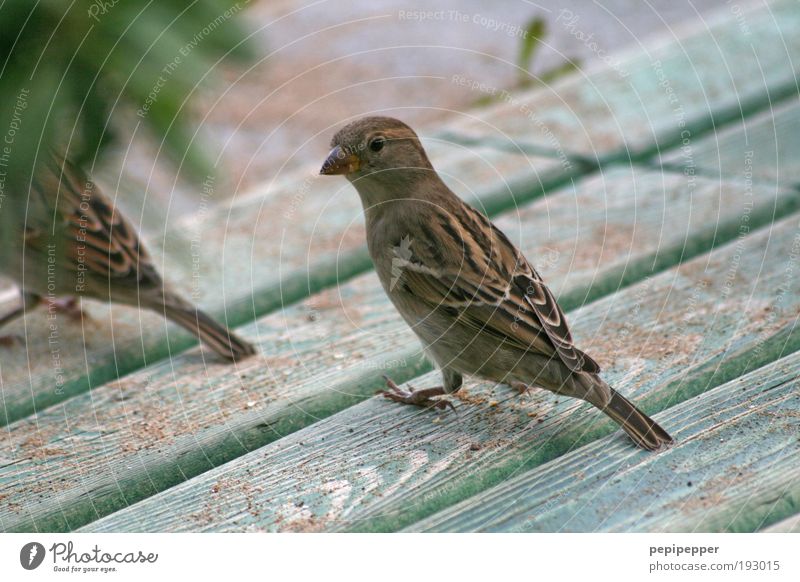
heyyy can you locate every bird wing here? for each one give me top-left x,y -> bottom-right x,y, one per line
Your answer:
393,206 -> 599,374
26,154 -> 163,290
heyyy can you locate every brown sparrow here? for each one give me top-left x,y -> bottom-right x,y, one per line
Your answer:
320,116 -> 673,451
0,154 -> 256,361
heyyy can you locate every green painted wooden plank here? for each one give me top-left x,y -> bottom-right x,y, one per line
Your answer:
80,209 -> 800,533
762,513 -> 800,532
5,167 -> 791,532
439,0 -> 800,162
410,353 -> 800,532
658,99 -> 800,189
0,142 -> 563,427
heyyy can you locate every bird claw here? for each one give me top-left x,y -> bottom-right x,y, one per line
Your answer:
379,375 -> 455,412
381,389 -> 456,412
510,381 -> 532,396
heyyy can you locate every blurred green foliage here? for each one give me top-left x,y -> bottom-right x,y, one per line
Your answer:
0,0 -> 256,197
516,16 -> 579,88
474,16 -> 579,107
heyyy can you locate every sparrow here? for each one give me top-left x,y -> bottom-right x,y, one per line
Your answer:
0,153 -> 256,361
320,116 -> 673,451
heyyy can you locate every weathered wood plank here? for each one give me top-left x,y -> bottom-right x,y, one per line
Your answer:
81,210 -> 800,533
762,513 -> 800,532
0,142 -> 562,426
439,0 -> 800,162
409,353 -> 800,532
659,99 -> 800,188
5,167 -> 791,532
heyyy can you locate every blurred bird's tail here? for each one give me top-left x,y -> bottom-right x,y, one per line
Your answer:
158,296 -> 256,362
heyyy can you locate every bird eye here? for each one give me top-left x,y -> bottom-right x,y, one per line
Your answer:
369,137 -> 385,152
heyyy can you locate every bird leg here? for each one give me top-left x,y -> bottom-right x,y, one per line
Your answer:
380,375 -> 455,412
0,292 -> 40,345
0,305 -> 26,332
44,297 -> 88,321
0,295 -> 88,345
510,381 -> 532,395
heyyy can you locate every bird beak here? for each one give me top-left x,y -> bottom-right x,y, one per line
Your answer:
320,145 -> 360,175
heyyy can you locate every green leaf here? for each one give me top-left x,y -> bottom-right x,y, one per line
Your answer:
517,16 -> 547,80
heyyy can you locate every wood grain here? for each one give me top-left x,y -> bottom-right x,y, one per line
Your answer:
659,99 -> 800,189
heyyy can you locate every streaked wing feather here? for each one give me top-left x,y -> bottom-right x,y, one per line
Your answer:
31,155 -> 162,289
511,266 -> 600,374
396,207 -> 599,374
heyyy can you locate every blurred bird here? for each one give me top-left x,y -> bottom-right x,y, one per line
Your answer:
320,116 -> 673,451
0,153 -> 256,361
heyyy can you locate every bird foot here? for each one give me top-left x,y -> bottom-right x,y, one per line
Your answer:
45,297 -> 88,321
379,376 -> 455,412
0,334 -> 24,347
510,381 -> 532,395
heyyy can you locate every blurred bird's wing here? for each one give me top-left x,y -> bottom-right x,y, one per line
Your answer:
26,154 -> 163,291
394,206 -> 599,374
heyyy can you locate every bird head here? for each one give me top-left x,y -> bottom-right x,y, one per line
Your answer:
319,116 -> 434,188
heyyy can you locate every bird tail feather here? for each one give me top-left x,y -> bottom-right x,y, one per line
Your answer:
159,300 -> 256,362
573,373 -> 673,451
601,387 -> 674,451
